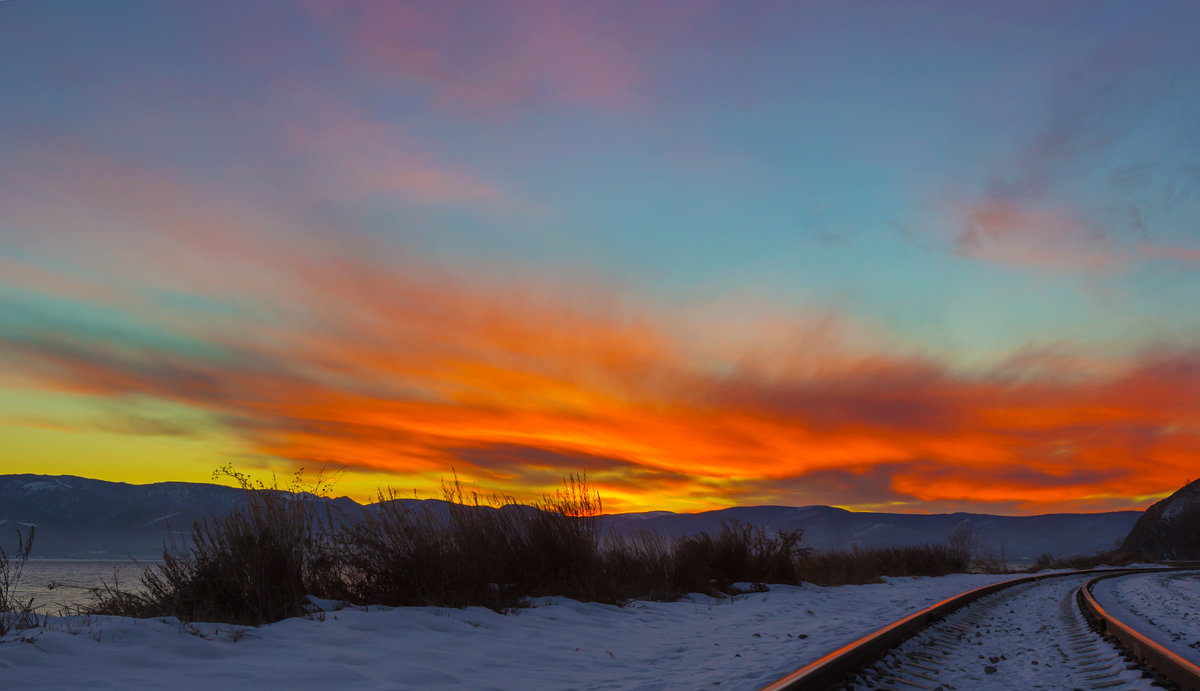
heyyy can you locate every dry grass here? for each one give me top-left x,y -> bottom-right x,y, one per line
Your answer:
796,543 -> 970,587
670,521 -> 809,593
1030,551 -> 1137,571
90,465 -> 338,625
0,527 -> 41,635
87,468 -> 988,624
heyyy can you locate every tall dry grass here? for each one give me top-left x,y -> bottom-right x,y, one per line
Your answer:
1030,551 -> 1135,571
0,527 -> 40,635
796,543 -> 969,587
89,468 -> 983,624
91,465 -> 338,625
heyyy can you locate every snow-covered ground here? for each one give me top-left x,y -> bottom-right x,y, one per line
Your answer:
0,573 -> 1018,690
1092,569 -> 1200,666
870,572 -> 1154,689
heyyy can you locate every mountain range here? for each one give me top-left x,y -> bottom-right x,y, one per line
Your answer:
0,474 -> 1144,561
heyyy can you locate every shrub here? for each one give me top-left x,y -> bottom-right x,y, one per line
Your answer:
597,531 -> 676,602
523,473 -> 603,596
88,467 -> 982,623
0,527 -> 39,635
796,543 -> 970,587
336,485 -> 517,609
337,474 -> 606,609
1027,550 -> 1135,571
93,465 -> 338,625
671,521 -> 808,594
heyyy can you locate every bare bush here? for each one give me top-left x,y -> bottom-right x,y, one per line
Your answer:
947,520 -> 977,566
86,468 -> 978,624
0,527 -> 40,636
91,465 -> 338,625
671,521 -> 809,594
797,543 -> 970,586
1029,550 -> 1135,571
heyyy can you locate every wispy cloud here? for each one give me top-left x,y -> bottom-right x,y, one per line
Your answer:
955,197 -> 1128,271
307,1 -> 646,115
948,38 -> 1200,273
275,92 -> 513,206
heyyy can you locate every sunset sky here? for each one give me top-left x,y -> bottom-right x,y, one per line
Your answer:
3,1 -> 1200,514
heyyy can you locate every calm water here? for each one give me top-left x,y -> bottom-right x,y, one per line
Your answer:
7,559 -> 152,612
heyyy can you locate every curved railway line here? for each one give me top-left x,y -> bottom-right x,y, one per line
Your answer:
760,567 -> 1200,691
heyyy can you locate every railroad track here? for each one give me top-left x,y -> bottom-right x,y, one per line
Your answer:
760,567 -> 1200,691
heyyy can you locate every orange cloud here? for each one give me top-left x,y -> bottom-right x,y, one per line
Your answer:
4,145 -> 1199,514
5,219 -> 1200,514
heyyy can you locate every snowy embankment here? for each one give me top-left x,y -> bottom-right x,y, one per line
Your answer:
0,573 -> 1018,690
1091,569 -> 1200,666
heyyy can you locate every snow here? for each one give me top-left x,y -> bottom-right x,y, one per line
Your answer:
1091,569 -> 1200,665
0,573 -> 1017,690
1161,490 -> 1200,523
874,572 -> 1153,689
17,480 -> 70,492
145,513 -> 183,527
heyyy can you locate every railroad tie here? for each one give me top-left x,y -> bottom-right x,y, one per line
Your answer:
881,675 -> 936,690
924,641 -> 955,654
1078,664 -> 1116,674
903,661 -> 941,674
890,665 -> 940,683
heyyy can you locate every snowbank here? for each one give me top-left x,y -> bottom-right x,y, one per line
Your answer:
1,573 -> 1017,690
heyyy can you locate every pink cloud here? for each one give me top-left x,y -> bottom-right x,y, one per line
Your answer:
1140,243 -> 1200,263
943,38 -> 1192,275
955,197 -> 1129,272
307,1 -> 643,113
271,90 -> 513,206
949,196 -> 1200,273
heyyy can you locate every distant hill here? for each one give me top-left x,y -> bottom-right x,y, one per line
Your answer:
0,474 -> 1140,560
0,474 -> 362,558
601,505 -> 1140,560
1120,478 -> 1200,560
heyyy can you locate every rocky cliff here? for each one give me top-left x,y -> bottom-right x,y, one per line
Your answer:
1120,478 -> 1200,560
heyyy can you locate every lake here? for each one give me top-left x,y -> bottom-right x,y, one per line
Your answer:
5,559 -> 151,612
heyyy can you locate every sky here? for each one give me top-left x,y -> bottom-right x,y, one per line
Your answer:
2,1 -> 1199,514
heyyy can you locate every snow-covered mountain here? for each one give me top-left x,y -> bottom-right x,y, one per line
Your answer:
1120,477 -> 1200,559
0,474 -> 1139,560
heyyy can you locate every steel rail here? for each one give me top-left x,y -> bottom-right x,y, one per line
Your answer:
758,567 -> 1172,691
1079,569 -> 1200,691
